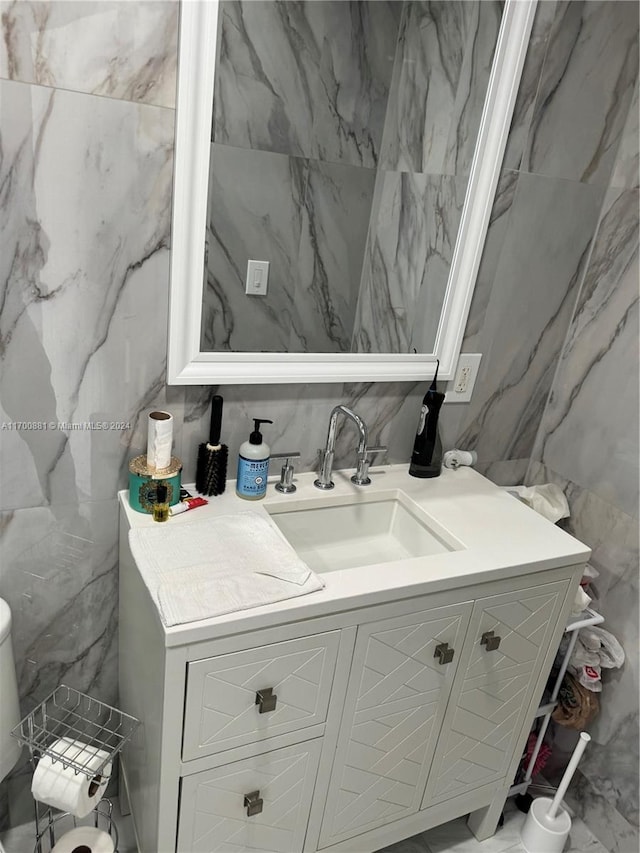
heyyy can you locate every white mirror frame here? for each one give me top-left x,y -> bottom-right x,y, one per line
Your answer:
168,0 -> 536,385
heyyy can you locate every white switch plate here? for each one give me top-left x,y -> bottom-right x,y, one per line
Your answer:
447,353 -> 482,403
245,260 -> 269,296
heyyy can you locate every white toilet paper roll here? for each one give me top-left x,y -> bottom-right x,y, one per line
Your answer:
146,410 -> 173,471
51,826 -> 114,853
31,738 -> 111,819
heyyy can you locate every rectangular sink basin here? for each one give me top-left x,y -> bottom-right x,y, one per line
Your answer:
266,490 -> 462,573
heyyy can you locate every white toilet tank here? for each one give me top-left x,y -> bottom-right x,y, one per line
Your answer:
0,597 -> 21,783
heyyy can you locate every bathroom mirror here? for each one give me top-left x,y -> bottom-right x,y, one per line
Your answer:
168,0 -> 536,384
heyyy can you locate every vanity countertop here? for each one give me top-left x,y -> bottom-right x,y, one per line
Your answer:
118,465 -> 590,647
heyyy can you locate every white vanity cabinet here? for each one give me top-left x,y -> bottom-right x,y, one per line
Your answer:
118,468 -> 589,853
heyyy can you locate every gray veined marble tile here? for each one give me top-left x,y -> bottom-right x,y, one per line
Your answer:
532,188 -> 639,519
0,500 -> 119,712
0,79 -> 175,512
611,78 -> 639,191
502,0 -> 558,172
213,1 -> 400,168
525,461 -> 639,831
566,770 -> 640,853
295,159 -> 376,353
180,383 -> 342,482
0,0 -> 178,108
353,171 -> 467,354
449,172 -> 605,467
462,169 -> 519,351
380,0 -> 501,177
338,381 -> 423,470
201,143 -> 307,353
522,0 -> 639,186
178,381 -> 421,486
0,498 -> 120,827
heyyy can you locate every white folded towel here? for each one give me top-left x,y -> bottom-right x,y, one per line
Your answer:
128,512 -> 324,626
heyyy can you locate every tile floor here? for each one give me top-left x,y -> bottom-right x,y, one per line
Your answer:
0,797 -> 608,853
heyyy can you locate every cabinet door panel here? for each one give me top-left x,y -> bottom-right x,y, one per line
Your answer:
178,740 -> 322,852
184,632 -> 340,760
319,603 -> 472,848
422,580 -> 568,806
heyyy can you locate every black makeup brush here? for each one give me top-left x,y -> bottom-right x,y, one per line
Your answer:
195,395 -> 228,495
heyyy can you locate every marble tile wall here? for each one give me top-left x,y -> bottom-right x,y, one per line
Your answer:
440,0 -> 638,473
525,81 -> 639,846
379,0 -> 502,176
0,0 -> 180,829
205,1 -> 502,355
212,0 -> 400,167
0,0 -> 178,108
203,0 -> 401,353
0,0 -> 637,837
353,172 -> 468,354
354,0 -> 502,354
201,144 -> 376,353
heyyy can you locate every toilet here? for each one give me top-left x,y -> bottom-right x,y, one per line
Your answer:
0,597 -> 22,853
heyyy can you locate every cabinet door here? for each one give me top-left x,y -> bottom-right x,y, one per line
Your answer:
177,740 -> 322,853
422,580 -> 568,807
319,602 -> 472,848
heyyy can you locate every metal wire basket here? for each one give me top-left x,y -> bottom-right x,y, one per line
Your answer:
12,684 -> 139,779
11,685 -> 139,852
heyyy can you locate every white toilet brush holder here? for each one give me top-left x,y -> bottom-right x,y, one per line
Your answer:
520,731 -> 590,853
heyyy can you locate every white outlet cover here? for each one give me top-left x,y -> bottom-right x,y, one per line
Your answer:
446,353 -> 482,403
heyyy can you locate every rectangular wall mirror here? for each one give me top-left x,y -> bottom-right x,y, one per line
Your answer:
168,0 -> 536,384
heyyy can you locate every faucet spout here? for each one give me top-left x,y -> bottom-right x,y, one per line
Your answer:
314,405 -> 368,490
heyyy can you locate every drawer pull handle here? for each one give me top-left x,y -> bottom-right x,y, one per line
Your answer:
434,642 -> 455,665
255,687 -> 277,713
243,790 -> 263,817
481,631 -> 501,651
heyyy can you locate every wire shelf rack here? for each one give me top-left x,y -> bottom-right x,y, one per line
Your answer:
31,799 -> 119,853
11,684 -> 139,779
11,686 -> 139,852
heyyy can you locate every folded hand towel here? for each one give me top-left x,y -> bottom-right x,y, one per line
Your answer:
128,512 -> 324,626
156,563 -> 324,626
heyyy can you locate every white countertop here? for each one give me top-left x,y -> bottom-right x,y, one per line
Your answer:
119,465 -> 590,647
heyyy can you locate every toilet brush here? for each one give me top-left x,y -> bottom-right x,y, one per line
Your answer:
195,395 -> 228,496
520,731 -> 591,853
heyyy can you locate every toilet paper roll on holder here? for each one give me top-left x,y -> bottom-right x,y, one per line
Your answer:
10,685 -> 139,853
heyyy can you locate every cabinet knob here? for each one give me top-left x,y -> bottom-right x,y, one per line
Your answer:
255,687 -> 277,713
481,630 -> 501,651
434,642 -> 455,665
243,790 -> 263,817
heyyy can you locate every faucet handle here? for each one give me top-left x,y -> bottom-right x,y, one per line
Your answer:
363,445 -> 387,457
270,451 -> 301,494
351,445 -> 388,486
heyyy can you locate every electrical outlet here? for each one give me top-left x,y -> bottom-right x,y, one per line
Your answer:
448,353 -> 482,403
455,366 -> 472,393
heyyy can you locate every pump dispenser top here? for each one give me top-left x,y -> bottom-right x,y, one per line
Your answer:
236,417 -> 273,500
249,419 -> 272,445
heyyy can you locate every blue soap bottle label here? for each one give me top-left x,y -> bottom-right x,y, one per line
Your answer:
237,455 -> 269,498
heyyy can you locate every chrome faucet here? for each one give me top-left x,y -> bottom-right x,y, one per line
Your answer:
314,406 -> 387,489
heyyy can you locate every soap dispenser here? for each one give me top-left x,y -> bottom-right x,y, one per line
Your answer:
236,418 -> 273,500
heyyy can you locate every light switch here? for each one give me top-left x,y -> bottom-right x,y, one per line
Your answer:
245,260 -> 270,296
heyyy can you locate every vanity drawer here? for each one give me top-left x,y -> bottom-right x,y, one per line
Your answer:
183,632 -> 341,760
177,739 -> 322,853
